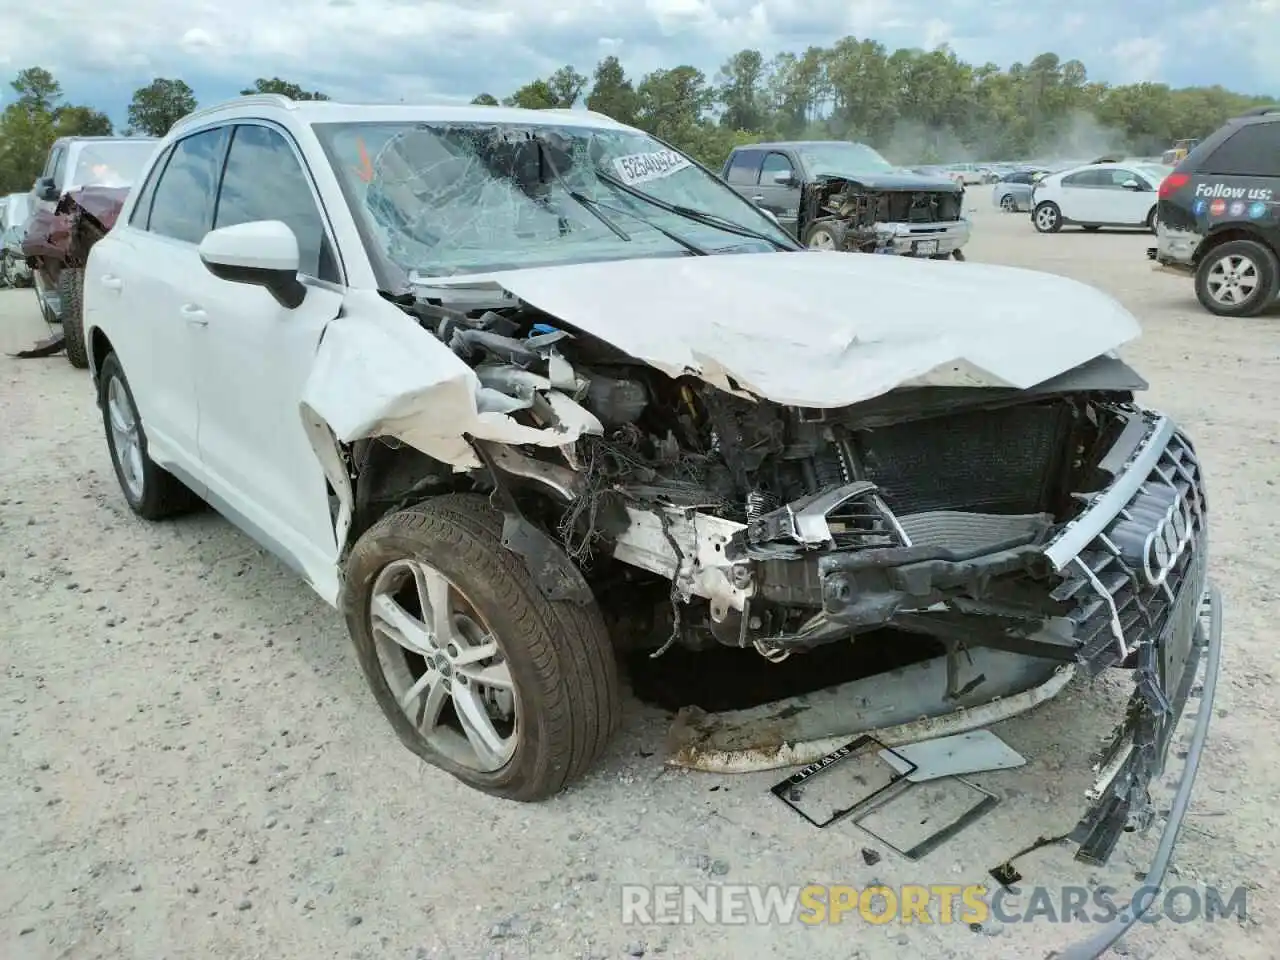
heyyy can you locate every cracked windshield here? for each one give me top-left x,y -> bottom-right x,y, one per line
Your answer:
316,121 -> 793,277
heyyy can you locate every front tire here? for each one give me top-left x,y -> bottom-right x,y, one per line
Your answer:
1033,202 -> 1062,233
804,221 -> 847,251
999,193 -> 1017,212
1194,239 -> 1280,318
343,494 -> 622,801
98,353 -> 202,519
58,267 -> 87,368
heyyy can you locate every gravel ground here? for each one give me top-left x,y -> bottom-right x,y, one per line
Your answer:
2,206 -> 1278,960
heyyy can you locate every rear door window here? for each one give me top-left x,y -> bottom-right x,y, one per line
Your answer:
146,127 -> 231,244
1200,122 -> 1280,177
129,145 -> 173,229
1061,170 -> 1102,187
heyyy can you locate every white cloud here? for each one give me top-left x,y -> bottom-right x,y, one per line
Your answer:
923,19 -> 953,50
1108,37 -> 1166,84
0,0 -> 1272,118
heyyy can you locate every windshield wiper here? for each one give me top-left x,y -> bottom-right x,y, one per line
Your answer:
585,197 -> 710,256
594,168 -> 796,252
532,137 -> 631,243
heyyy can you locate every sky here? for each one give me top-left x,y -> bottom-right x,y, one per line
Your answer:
1,0 -> 1278,128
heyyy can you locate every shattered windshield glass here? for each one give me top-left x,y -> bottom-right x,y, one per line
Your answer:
67,141 -> 157,190
796,142 -> 897,178
314,120 -> 793,278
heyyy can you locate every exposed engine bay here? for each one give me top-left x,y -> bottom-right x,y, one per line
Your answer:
804,175 -> 965,253
363,292 -> 1167,671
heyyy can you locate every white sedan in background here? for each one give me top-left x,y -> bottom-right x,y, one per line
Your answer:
1030,162 -> 1171,233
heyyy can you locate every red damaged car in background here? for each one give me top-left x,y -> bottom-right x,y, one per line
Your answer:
18,136 -> 157,367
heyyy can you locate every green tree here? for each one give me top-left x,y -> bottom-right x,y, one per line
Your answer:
471,93 -> 500,106
634,66 -> 714,144
470,43 -> 1275,170
127,78 -> 197,136
586,56 -> 638,125
10,67 -> 61,115
503,79 -> 557,110
715,49 -> 767,133
53,105 -> 113,137
241,77 -> 330,100
0,66 -> 117,192
546,65 -> 588,108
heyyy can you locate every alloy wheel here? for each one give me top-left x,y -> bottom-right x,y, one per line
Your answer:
808,230 -> 836,250
370,559 -> 518,773
106,374 -> 145,502
1035,206 -> 1058,231
1205,254 -> 1259,307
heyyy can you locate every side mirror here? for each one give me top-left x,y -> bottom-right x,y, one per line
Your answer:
772,170 -> 795,186
1121,179 -> 1142,191
35,177 -> 59,202
198,220 -> 306,309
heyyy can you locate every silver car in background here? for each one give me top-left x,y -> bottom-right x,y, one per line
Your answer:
992,169 -> 1050,213
1,192 -> 33,287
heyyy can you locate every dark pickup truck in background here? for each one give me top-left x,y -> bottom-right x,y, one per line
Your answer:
721,140 -> 971,259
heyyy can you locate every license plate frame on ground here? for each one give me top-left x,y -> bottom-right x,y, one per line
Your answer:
914,240 -> 939,255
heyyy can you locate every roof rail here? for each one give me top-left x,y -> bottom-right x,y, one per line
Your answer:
1236,104 -> 1280,117
177,93 -> 299,127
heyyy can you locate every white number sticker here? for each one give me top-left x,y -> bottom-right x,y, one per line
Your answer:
611,150 -> 693,186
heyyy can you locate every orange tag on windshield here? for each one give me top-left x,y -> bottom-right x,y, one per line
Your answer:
355,138 -> 374,183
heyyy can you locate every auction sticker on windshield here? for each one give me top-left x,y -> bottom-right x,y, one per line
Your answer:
613,150 -> 692,186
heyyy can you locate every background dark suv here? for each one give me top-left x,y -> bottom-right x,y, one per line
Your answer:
1150,105 -> 1280,317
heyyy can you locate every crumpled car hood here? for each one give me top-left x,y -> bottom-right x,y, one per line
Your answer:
418,251 -> 1141,408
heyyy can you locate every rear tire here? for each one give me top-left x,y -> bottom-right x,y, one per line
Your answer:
999,194 -> 1017,212
343,494 -> 622,801
1033,202 -> 1062,233
98,352 -> 202,519
58,267 -> 88,369
1082,225 -> 1101,233
1146,206 -> 1158,234
1194,239 -> 1280,318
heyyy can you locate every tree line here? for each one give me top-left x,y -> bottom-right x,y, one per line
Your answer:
2,41 -> 1273,195
0,68 -> 328,193
477,45 -> 1275,169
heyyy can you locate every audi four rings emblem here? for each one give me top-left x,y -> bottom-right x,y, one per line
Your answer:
1143,491 -> 1198,586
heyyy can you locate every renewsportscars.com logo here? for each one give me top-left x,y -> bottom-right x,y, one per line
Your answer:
620,883 -> 1248,927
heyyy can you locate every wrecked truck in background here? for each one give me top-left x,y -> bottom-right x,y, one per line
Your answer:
83,101 -> 1219,949
19,136 -> 157,366
722,140 -> 970,258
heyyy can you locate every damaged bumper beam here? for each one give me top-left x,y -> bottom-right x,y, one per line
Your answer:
870,218 -> 970,256
1056,584 -> 1221,960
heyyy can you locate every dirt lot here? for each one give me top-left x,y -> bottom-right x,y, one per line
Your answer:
2,205 -> 1278,960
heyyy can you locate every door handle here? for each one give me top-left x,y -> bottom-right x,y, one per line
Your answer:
100,275 -> 122,290
751,195 -> 765,202
181,304 -> 208,325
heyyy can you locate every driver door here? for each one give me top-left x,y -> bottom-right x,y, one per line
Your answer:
189,121 -> 347,588
1105,168 -> 1154,225
755,152 -> 803,236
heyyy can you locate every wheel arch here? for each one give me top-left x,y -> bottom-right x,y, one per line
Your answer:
87,325 -> 115,385
319,425 -> 593,607
1193,225 -> 1279,265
